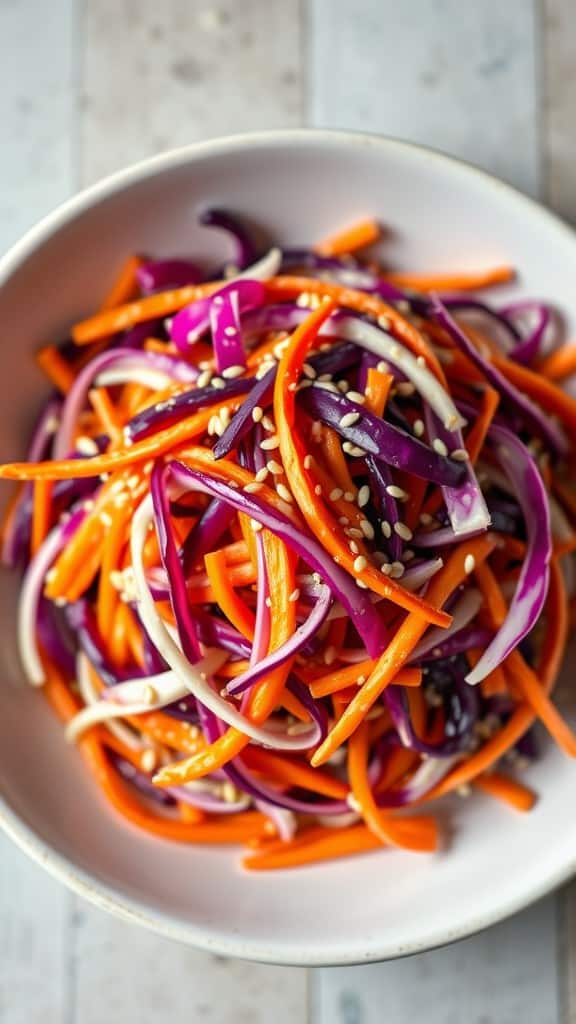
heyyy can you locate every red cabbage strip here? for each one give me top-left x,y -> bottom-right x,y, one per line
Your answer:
364,455 -> 402,561
209,288 -> 246,374
298,387 -> 466,487
170,279 -> 264,352
212,367 -> 275,459
466,422 -> 551,685
431,297 -> 568,456
500,301 -> 551,365
377,752 -> 459,808
151,463 -> 203,664
136,259 -> 203,293
110,753 -> 177,807
180,498 -> 234,575
424,406 -> 491,536
126,375 -> 254,442
227,585 -> 332,696
169,462 -> 387,656
66,599 -> 131,686
416,624 -> 493,662
413,524 -> 486,548
199,208 -> 256,270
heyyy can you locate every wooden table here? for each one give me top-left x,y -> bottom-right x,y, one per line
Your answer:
1,2 -> 575,1021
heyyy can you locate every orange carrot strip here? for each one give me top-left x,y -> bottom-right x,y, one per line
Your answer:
273,301 -> 451,627
312,533 -> 497,766
473,772 -> 537,812
72,282 -> 220,344
317,425 -> 358,497
537,344 -> 576,382
30,479 -> 53,557
204,549 -> 256,640
35,346 -> 75,394
464,386 -> 500,463
100,255 -> 143,310
314,218 -> 380,258
243,825 -> 383,869
364,367 -> 393,417
348,720 -> 438,851
310,663 -> 420,699
241,748 -> 349,800
491,353 -> 576,436
88,387 -> 125,446
385,266 -> 514,291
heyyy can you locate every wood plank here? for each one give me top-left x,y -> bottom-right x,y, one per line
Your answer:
307,0 -> 540,196
0,1 -> 78,1022
80,0 -> 303,185
70,901 -> 308,1024
542,0 -> 576,222
313,900 -> 560,1024
0,0 -> 78,252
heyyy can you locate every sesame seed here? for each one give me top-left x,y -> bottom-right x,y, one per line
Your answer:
433,438 -> 448,457
360,519 -> 375,539
100,511 -> 113,527
337,379 -> 350,393
451,448 -> 470,462
403,548 -> 415,561
296,292 -> 311,308
317,373 -> 333,383
330,487 -> 344,501
413,419 -> 425,437
311,420 -> 322,440
140,749 -> 157,773
357,675 -> 367,686
357,484 -> 371,508
339,516 -> 349,526
288,382 -> 297,391
314,484 -> 322,496
342,442 -> 366,457
376,360 -> 390,373
344,491 -> 355,503
250,518 -> 263,532
356,578 -> 369,588
303,454 -> 313,470
211,377 -> 226,390
266,460 -> 283,475
314,380 -> 340,394
347,527 -> 363,539
339,411 -> 361,428
276,483 -> 292,502
386,484 -> 409,500
349,540 -> 359,554
273,339 -> 290,359
223,326 -> 237,338
251,406 -> 263,422
255,467 -> 269,483
346,391 -> 365,404
289,588 -> 300,603
419,512 -> 433,526
143,685 -> 157,705
75,436 -> 99,456
256,361 -> 275,379
302,362 -> 317,379
222,781 -> 239,803
265,596 -> 272,608
380,562 -> 392,575
390,561 -> 405,578
297,380 -> 313,392
396,381 -> 415,396
243,482 -> 263,494
394,521 -> 413,541
261,415 -> 275,432
353,555 -> 368,573
260,435 -> 280,450
197,370 -> 212,388
444,414 -> 460,431
381,520 -> 392,538
312,572 -> 322,584
219,407 -> 231,427
377,316 -> 390,331
222,364 -> 245,379
464,554 -> 476,574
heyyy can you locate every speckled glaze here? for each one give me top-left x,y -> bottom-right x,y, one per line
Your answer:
0,130 -> 575,966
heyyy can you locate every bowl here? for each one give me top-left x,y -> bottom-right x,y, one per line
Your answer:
1,129 -> 575,966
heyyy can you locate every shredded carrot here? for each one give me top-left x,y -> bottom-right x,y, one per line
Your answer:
473,772 -> 537,812
314,218 -> 380,258
35,346 -> 75,394
100,255 -> 143,310
537,344 -> 576,382
204,549 -> 256,640
30,479 -> 52,557
384,266 -> 514,291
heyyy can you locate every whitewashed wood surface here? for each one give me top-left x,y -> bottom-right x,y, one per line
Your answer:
1,1 -> 575,1021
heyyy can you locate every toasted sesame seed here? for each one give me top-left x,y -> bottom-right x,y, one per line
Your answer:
296,292 -> 311,308
276,483 -> 292,502
386,484 -> 409,500
211,377 -> 226,390
297,379 -> 313,391
302,362 -> 317,379
330,487 -> 344,501
250,518 -> 263,532
260,435 -> 280,451
394,521 -> 413,541
261,415 -> 275,432
344,490 -> 355,503
342,442 -> 366,457
288,382 -> 297,392
273,339 -> 290,359
381,520 -> 392,539
356,579 -> 369,589
223,326 -> 237,338
357,675 -> 367,686
419,512 -> 433,526
444,414 -> 460,430
317,373 -> 333,383
360,519 -> 375,539
339,411 -> 361,428
312,572 -> 322,584
255,467 -> 269,482
143,685 -> 157,705
75,436 -> 99,456
376,360 -> 390,373
380,562 -> 392,575
265,596 -> 272,608
346,390 -> 365,404
243,482 -> 263,494
303,454 -> 313,470
396,381 -> 415,396
377,316 -> 390,331
256,361 -> 275,379
337,379 -> 350,393
311,420 -> 322,440
251,406 -> 263,422
451,448 -> 470,462
357,484 -> 371,508
403,548 -> 415,561
347,527 -> 363,538
289,588 -> 300,603
413,419 -> 425,437
314,380 -> 340,394
219,407 -> 231,427
416,355 -> 426,367
353,555 -> 368,573
464,554 -> 476,574
314,484 -> 322,496
221,364 -> 245,379
140,749 -> 157,773
339,516 -> 349,525
433,438 -> 448,457
349,540 -> 359,554
266,460 -> 283,475
390,561 -> 405,578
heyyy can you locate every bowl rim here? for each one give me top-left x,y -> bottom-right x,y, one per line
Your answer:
1,127 -> 575,966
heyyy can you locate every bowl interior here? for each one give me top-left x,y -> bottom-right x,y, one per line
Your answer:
1,132 -> 576,965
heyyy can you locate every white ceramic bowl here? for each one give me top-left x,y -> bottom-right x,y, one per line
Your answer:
1,130 -> 575,966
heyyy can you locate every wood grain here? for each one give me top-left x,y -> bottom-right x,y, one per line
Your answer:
307,0 -> 540,196
80,0 -> 302,184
